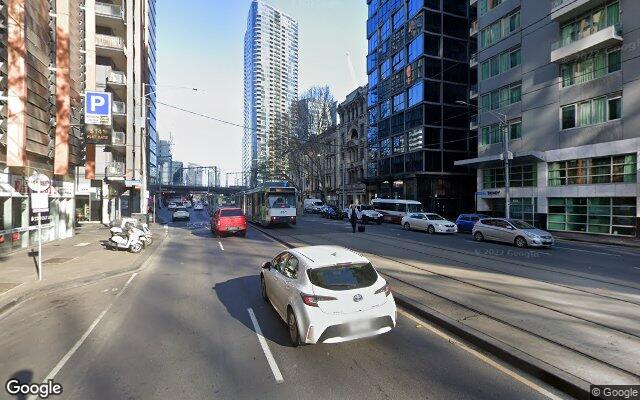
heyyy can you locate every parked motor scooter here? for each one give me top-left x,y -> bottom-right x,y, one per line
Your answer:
108,222 -> 144,253
110,219 -> 153,248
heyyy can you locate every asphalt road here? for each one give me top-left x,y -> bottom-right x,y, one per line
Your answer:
0,207 -> 563,399
293,213 -> 640,284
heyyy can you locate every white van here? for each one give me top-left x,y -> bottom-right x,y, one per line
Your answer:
303,198 -> 324,213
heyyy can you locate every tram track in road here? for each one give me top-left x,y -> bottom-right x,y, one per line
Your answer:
250,223 -> 640,380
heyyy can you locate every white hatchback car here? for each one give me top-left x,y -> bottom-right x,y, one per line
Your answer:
260,245 -> 396,346
172,207 -> 190,221
401,213 -> 457,234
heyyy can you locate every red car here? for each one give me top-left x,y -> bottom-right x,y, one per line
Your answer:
211,208 -> 247,237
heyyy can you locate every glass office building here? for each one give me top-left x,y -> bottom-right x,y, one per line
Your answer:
365,0 -> 476,216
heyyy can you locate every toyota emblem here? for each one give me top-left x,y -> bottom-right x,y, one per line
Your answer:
353,294 -> 363,302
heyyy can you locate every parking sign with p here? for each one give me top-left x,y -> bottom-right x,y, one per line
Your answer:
84,91 -> 112,126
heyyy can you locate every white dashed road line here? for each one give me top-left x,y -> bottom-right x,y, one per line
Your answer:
554,245 -> 621,257
74,242 -> 91,247
218,241 -> 224,251
247,307 -> 284,383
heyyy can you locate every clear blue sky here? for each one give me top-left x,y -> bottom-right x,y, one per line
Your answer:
157,0 -> 367,180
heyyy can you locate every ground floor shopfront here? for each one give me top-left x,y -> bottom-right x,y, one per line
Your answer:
0,170 -> 76,253
364,174 -> 476,219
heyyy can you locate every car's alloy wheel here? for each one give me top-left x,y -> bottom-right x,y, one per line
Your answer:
404,222 -> 411,231
515,236 -> 528,248
474,231 -> 484,242
287,309 -> 301,347
260,276 -> 268,301
428,225 -> 435,234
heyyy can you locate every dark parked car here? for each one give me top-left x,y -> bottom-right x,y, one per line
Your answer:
455,213 -> 489,233
321,205 -> 345,220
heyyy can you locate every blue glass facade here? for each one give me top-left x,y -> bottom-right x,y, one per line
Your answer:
365,0 -> 476,216
146,0 -> 158,187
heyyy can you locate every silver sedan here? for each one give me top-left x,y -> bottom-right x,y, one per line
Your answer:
472,218 -> 554,248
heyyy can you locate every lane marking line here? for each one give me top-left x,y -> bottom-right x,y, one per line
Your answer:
247,307 -> 284,383
74,242 -> 91,247
398,309 -> 562,400
28,303 -> 114,400
554,246 -> 621,257
116,272 -> 137,298
218,241 -> 224,251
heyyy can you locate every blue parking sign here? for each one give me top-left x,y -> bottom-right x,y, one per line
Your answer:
85,91 -> 112,125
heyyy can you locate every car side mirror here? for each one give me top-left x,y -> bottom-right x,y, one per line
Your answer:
261,261 -> 271,270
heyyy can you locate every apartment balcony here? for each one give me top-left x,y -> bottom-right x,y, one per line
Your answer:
470,52 -> 478,68
470,20 -> 478,37
470,114 -> 478,130
95,34 -> 125,51
112,101 -> 126,116
105,161 -> 125,180
110,131 -> 126,153
95,2 -> 124,20
551,24 -> 622,63
107,70 -> 126,85
551,0 -> 607,22
469,84 -> 478,100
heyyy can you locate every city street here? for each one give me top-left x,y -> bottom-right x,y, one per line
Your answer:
0,208 -> 562,399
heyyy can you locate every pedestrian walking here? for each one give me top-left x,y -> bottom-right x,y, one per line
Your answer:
349,205 -> 358,233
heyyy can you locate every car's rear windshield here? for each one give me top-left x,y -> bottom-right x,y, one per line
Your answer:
307,263 -> 378,291
425,214 -> 444,220
176,208 -> 187,212
221,209 -> 243,217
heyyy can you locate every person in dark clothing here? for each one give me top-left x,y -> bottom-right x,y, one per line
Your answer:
349,205 -> 358,233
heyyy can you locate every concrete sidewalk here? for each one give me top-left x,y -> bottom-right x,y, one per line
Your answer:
253,221 -> 640,399
0,224 -> 167,316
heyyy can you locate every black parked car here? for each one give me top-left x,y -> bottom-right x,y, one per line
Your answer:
321,205 -> 345,220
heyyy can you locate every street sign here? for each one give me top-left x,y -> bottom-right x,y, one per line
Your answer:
30,192 -> 49,213
85,124 -> 112,144
27,172 -> 51,193
84,91 -> 112,125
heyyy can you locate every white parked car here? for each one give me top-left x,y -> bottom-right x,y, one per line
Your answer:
303,198 -> 324,213
401,213 -> 457,234
193,203 -> 204,211
350,204 -> 383,224
260,245 -> 396,346
168,202 -> 177,210
172,207 -> 190,222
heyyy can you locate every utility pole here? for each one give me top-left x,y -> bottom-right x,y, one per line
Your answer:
457,101 -> 510,219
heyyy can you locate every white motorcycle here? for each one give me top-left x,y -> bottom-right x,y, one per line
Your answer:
110,219 -> 153,248
108,222 -> 144,253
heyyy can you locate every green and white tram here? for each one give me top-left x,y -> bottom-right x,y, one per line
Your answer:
242,183 -> 297,226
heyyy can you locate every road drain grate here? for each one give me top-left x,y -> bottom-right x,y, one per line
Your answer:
43,257 -> 76,264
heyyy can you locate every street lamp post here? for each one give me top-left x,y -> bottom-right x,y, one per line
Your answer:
456,100 -> 511,219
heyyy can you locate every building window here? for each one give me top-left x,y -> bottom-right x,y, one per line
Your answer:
381,59 -> 391,80
392,6 -> 406,30
407,127 -> 424,150
480,82 -> 521,111
561,93 -> 621,130
392,50 -> 406,72
479,0 -> 505,15
381,18 -> 391,41
560,48 -> 620,87
393,93 -> 405,112
479,118 -> 521,146
380,138 -> 392,157
392,134 -> 405,154
547,197 -> 636,236
407,81 -> 424,107
407,12 -> 424,40
480,47 -> 521,81
368,33 -> 379,54
558,2 -> 620,49
408,34 -> 424,63
480,10 -> 520,48
408,0 -> 423,18
380,99 -> 391,119
368,70 -> 379,89
483,164 -> 536,188
548,154 -> 636,186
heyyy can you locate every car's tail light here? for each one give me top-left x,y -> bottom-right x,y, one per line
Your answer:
375,283 -> 391,297
300,293 -> 337,307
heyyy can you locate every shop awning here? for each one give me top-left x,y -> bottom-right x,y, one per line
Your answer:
454,151 -> 546,168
